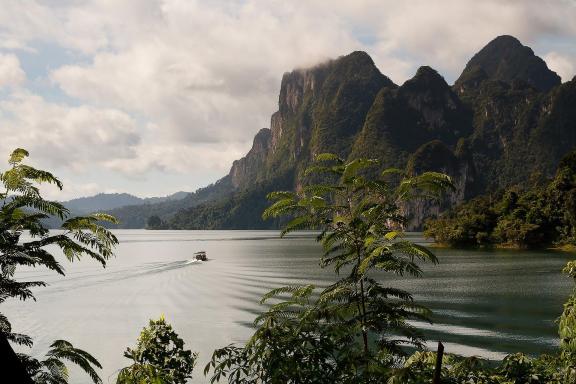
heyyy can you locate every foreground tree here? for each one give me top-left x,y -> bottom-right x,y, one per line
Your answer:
206,154 -> 453,383
0,148 -> 118,383
559,260 -> 576,382
117,316 -> 197,384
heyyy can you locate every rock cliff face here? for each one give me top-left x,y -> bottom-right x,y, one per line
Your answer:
271,51 -> 393,172
229,128 -> 271,188
228,51 -> 394,190
403,140 -> 477,229
136,35 -> 576,230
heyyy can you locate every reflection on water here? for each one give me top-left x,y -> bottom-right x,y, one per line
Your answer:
3,230 -> 574,383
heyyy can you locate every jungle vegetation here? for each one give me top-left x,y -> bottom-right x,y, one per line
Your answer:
4,149 -> 576,383
424,150 -> 576,249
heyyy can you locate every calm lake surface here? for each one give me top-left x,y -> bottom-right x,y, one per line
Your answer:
5,230 -> 575,383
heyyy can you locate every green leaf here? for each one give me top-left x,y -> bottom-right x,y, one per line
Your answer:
8,148 -> 29,165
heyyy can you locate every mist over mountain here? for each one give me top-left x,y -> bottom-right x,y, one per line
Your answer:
105,35 -> 574,230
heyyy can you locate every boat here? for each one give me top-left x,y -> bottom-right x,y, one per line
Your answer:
194,251 -> 207,261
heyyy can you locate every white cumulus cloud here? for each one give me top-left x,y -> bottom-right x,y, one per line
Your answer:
0,53 -> 25,88
0,91 -> 141,172
544,51 -> 575,82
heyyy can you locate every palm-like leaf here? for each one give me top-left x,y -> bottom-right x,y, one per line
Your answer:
45,340 -> 102,384
208,153 -> 453,383
0,149 -> 117,384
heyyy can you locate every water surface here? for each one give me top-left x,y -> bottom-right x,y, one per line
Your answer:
4,230 -> 574,383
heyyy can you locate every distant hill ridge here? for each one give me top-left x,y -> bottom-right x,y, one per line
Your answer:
62,191 -> 189,214
105,35 -> 575,229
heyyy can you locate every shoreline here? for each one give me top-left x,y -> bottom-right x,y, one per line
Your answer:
427,241 -> 576,253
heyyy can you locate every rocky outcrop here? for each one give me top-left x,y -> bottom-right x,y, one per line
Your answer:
269,51 -> 394,170
229,128 -> 271,188
400,66 -> 472,142
403,140 -> 476,229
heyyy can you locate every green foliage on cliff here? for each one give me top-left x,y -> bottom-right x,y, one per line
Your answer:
424,150 -> 576,248
455,35 -> 561,93
168,171 -> 294,229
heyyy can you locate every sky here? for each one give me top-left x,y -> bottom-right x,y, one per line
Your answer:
0,0 -> 574,200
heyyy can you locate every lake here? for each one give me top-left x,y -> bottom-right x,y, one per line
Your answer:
4,230 -> 575,383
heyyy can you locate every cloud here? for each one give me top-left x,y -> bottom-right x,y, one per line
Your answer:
0,89 -> 249,181
317,0 -> 576,82
544,51 -> 575,82
103,140 -> 247,176
0,53 -> 25,88
39,181 -> 110,202
0,91 -> 140,172
49,1 -> 361,145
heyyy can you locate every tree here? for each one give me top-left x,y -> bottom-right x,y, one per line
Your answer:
559,261 -> 576,382
424,149 -> 576,249
147,215 -> 163,229
19,340 -> 104,384
117,316 -> 197,384
0,148 -> 119,383
206,153 -> 453,383
205,285 -> 354,384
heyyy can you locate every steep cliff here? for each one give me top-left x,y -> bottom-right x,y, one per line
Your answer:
268,51 -> 394,183
229,128 -> 271,188
403,140 -> 477,229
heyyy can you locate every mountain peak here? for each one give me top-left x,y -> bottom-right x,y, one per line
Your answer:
488,34 -> 524,49
400,65 -> 455,102
338,50 -> 375,66
407,66 -> 449,88
455,35 -> 561,92
277,50 -> 392,117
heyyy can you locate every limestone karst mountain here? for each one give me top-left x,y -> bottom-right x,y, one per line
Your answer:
455,35 -> 561,93
107,35 -> 574,229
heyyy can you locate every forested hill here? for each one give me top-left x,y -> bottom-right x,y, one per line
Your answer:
42,191 -> 189,228
64,192 -> 189,214
107,35 -> 576,229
